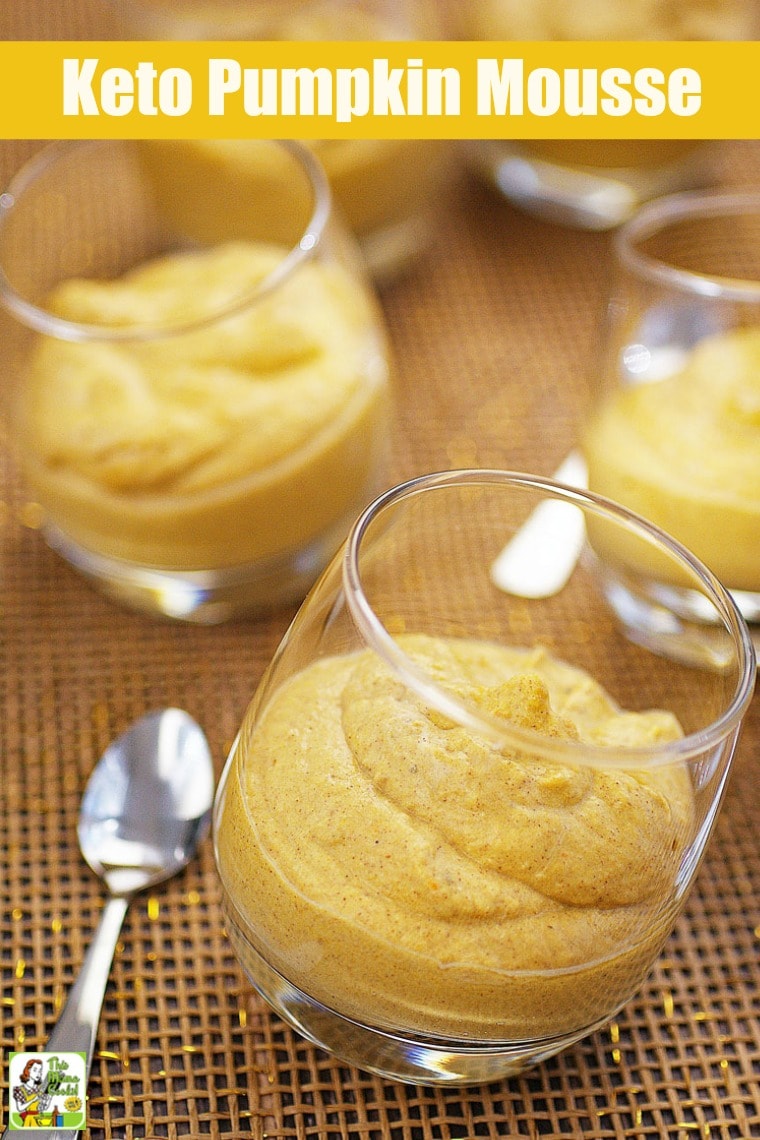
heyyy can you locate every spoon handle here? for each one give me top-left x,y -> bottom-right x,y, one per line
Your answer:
47,894 -> 130,1063
1,895 -> 130,1140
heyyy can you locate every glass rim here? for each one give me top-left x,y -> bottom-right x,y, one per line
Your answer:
0,138 -> 333,343
343,468 -> 756,769
614,188 -> 760,303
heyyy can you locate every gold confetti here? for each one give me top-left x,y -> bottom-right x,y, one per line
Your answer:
51,918 -> 63,934
182,1045 -> 198,1053
635,1110 -> 643,1126
663,990 -> 674,1018
508,605 -> 533,635
445,435 -> 479,468
147,951 -> 157,962
12,908 -> 23,921
98,1051 -> 121,1061
186,890 -> 201,906
147,897 -> 160,921
609,1021 -> 620,1044
91,702 -> 110,732
15,959 -> 25,978
611,1048 -> 621,1064
17,1029 -> 25,1045
238,1009 -> 248,1028
63,770 -> 80,793
2,997 -> 15,1007
18,501 -> 44,529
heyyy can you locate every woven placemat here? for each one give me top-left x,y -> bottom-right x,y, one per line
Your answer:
2,6 -> 760,1138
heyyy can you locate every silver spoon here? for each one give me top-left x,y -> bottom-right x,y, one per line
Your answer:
2,708 -> 214,1140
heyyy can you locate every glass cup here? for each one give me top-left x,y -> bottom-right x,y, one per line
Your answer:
0,139 -> 392,622
213,470 -> 755,1086
583,189 -> 760,654
108,0 -> 452,280
452,0 -> 758,229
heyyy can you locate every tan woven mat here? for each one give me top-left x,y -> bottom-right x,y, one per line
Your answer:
2,5 -> 760,1138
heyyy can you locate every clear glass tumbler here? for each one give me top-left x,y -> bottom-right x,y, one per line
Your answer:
0,139 -> 391,622
213,470 -> 755,1085
453,0 -> 758,229
109,0 -> 452,280
583,189 -> 760,654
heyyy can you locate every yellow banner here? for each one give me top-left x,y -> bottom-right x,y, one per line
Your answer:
0,40 -> 757,140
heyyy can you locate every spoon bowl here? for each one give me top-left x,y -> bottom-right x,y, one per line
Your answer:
78,708 -> 215,896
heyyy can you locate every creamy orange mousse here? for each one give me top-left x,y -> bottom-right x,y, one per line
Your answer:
138,139 -> 448,264
455,0 -> 752,177
215,633 -> 692,1040
135,6 -> 447,270
585,328 -> 760,593
17,241 -> 389,571
457,0 -> 754,42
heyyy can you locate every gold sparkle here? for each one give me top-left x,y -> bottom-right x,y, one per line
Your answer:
91,702 -> 110,732
508,605 -> 533,635
445,435 -> 479,468
385,615 -> 406,636
147,897 -> 160,921
63,770 -> 80,793
18,501 -> 45,529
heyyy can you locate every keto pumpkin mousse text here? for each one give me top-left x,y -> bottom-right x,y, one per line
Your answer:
216,633 -> 693,1040
17,241 -> 389,570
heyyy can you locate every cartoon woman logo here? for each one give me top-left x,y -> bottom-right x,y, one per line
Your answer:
11,1057 -> 64,1128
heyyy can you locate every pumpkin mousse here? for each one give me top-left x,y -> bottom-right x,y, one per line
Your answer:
215,633 -> 692,1040
17,241 -> 389,571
